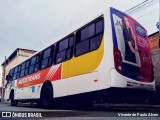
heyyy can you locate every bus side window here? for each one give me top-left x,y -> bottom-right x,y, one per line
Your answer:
13,73 -> 17,80
13,66 -> 18,80
90,20 -> 103,51
28,55 -> 40,74
20,62 -> 26,78
17,72 -> 20,79
40,47 -> 53,69
59,38 -> 68,52
9,68 -> 14,76
75,23 -> 95,56
34,55 -> 40,72
16,65 -> 21,79
96,20 -> 103,34
56,50 -> 66,63
75,40 -> 89,56
81,23 -> 95,41
24,60 -> 30,76
75,17 -> 104,57
9,68 -> 14,81
55,35 -> 74,64
90,34 -> 103,51
14,66 -> 18,73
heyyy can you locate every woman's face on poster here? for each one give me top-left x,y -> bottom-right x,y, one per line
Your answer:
124,16 -> 130,27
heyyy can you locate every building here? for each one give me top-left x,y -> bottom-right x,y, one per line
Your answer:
1,48 -> 36,102
149,31 -> 160,88
149,31 -> 160,51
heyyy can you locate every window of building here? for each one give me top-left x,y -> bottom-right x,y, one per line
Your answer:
55,35 -> 74,64
75,17 -> 104,57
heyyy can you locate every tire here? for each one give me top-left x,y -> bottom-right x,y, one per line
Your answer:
40,85 -> 53,109
10,93 -> 18,106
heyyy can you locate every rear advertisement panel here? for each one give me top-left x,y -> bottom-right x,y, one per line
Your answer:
110,8 -> 153,82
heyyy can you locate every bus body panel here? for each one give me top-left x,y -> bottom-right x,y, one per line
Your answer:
110,69 -> 155,90
96,10 -> 114,90
62,37 -> 104,78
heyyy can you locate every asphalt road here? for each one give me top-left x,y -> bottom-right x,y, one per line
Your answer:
0,102 -> 160,120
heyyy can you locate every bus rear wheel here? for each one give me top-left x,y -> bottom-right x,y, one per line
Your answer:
40,85 -> 53,108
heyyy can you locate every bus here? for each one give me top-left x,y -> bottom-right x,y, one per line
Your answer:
4,7 -> 155,108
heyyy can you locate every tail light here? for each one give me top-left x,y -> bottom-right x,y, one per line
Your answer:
114,47 -> 123,74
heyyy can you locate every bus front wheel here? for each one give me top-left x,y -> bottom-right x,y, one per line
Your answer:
10,94 -> 18,106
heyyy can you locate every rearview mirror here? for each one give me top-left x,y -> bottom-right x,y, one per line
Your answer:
6,75 -> 12,81
6,75 -> 9,81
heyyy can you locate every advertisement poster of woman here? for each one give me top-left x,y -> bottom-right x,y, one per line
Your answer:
112,14 -> 140,66
122,16 -> 137,64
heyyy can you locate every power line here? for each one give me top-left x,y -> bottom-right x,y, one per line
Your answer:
125,0 -> 159,15
134,7 -> 158,20
125,0 -> 148,13
71,0 -> 113,29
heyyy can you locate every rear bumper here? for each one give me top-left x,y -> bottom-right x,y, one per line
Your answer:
110,68 -> 155,91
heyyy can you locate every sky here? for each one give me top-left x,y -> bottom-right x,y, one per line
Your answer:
0,0 -> 159,87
